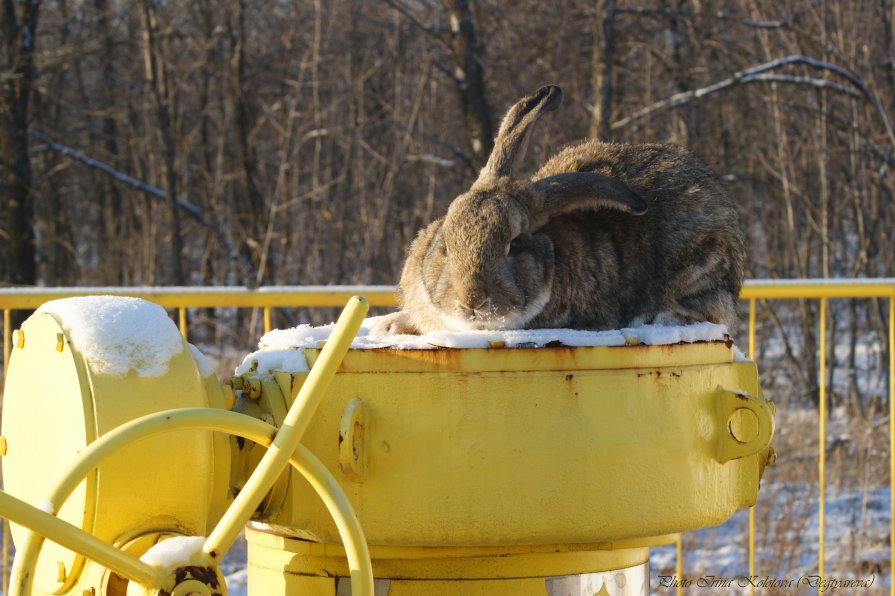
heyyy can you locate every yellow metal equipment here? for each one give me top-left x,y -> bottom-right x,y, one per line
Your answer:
2,306 -> 231,594
1,296 -> 372,596
0,294 -> 774,595
241,340 -> 773,594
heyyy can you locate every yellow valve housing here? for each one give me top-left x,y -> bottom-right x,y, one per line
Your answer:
240,340 -> 774,593
1,304 -> 231,595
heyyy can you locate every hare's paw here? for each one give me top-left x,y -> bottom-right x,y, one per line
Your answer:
628,310 -> 696,327
369,311 -> 421,336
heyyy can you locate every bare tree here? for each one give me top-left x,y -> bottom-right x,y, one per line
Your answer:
0,0 -> 40,287
590,0 -> 615,140
141,0 -> 184,284
94,0 -> 127,284
226,0 -> 264,272
442,0 -> 493,170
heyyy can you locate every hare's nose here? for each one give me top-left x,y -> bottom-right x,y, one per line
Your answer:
459,298 -> 490,317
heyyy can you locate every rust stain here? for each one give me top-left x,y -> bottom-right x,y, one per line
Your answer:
309,339 -> 731,373
172,565 -> 221,590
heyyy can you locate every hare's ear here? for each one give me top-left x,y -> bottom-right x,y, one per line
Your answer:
477,85 -> 563,182
530,172 -> 647,229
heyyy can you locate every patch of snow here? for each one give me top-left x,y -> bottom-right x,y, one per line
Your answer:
224,568 -> 248,595
424,327 -> 628,348
650,482 -> 890,591
621,322 -> 727,345
189,343 -> 215,378
247,521 -> 276,531
234,348 -> 309,376
37,296 -> 184,378
220,531 -> 248,595
139,535 -> 206,569
258,315 -> 727,352
238,317 -> 731,375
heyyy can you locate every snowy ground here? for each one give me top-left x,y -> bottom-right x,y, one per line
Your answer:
650,484 -> 889,594
220,533 -> 249,595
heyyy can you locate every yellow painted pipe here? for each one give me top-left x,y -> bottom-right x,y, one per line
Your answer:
740,279 -> 895,299
178,307 -> 188,339
2,308 -> 9,375
2,309 -> 9,596
3,279 -> 895,312
748,298 -> 757,596
0,490 -> 159,587
0,286 -> 398,309
818,298 -> 826,580
2,520 -> 7,595
290,427 -> 373,595
203,296 -> 369,559
9,408 -> 374,596
889,298 -> 894,595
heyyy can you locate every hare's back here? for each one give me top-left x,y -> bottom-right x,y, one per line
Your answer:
535,141 -> 725,206
535,140 -> 739,241
535,140 -> 744,327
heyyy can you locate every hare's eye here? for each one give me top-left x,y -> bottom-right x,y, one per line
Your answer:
508,236 -> 525,257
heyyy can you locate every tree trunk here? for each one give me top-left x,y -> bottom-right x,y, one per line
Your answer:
141,0 -> 185,285
227,0 -> 263,238
0,0 -> 40,287
442,0 -> 493,171
94,0 -> 126,284
590,0 -> 615,141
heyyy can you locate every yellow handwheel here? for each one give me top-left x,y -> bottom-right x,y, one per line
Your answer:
2,296 -> 372,595
6,408 -> 373,596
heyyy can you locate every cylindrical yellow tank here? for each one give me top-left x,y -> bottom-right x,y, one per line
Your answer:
1,298 -> 231,595
241,340 -> 774,594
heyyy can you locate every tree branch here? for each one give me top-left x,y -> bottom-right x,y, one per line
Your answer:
741,18 -> 787,29
28,129 -> 258,280
611,54 -> 895,149
380,0 -> 450,50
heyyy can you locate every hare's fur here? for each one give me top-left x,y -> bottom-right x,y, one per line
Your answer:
377,86 -> 744,335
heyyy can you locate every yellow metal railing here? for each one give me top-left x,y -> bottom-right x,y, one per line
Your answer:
739,281 -> 895,596
1,279 -> 893,594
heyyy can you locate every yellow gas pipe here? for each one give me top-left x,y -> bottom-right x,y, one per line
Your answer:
203,296 -> 369,559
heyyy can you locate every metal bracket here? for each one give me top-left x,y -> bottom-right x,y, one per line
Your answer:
716,387 -> 775,463
339,399 -> 367,483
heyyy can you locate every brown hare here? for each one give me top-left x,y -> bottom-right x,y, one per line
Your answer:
377,85 -> 745,335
